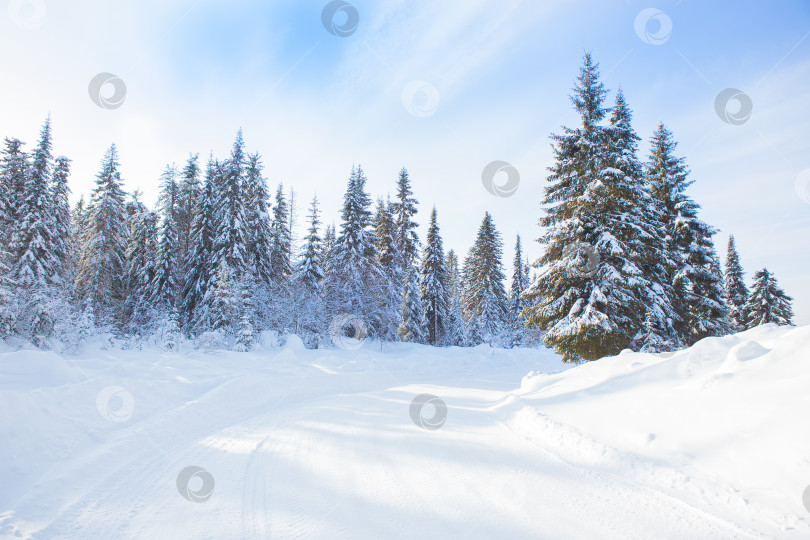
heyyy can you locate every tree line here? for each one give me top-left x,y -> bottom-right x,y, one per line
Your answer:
0,54 -> 794,358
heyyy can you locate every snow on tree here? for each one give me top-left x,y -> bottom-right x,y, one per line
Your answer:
292,197 -> 326,346
326,166 -> 386,335
509,235 -> 531,345
213,131 -> 250,282
724,235 -> 748,331
743,268 -> 793,328
419,207 -> 448,346
0,138 -> 29,231
269,182 -> 293,282
151,164 -> 180,311
443,249 -> 467,346
523,55 -> 663,361
462,212 -> 508,346
181,156 -> 220,334
391,167 -> 420,276
11,118 -> 57,290
123,197 -> 158,334
75,144 -> 129,323
398,266 -> 425,343
372,197 -> 401,341
646,123 -> 728,345
243,153 -> 274,286
177,153 -> 201,262
50,155 -> 73,289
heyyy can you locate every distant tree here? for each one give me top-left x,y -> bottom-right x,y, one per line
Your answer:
743,268 -> 793,328
419,207 -> 448,346
724,235 -> 748,330
75,144 -> 129,323
462,212 -> 508,345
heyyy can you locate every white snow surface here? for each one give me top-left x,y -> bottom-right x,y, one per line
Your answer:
1,324 -> 809,539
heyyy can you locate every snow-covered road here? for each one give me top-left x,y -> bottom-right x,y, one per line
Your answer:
2,325 -> 809,538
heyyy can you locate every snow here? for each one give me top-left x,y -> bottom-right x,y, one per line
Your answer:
1,324 -> 809,538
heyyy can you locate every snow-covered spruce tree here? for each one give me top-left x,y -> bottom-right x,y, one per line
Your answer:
244,153 -> 273,286
75,144 -> 129,324
212,131 -> 250,284
181,156 -> 219,333
646,124 -> 728,345
151,164 -> 180,311
209,258 -> 237,335
269,183 -> 292,281
234,277 -> 256,351
1,138 -> 30,230
292,197 -> 326,346
509,235 -> 531,345
462,212 -> 509,346
50,156 -> 74,289
123,198 -> 158,334
724,235 -> 748,331
266,182 -> 294,332
177,153 -> 201,264
604,90 -> 681,352
743,268 -> 793,328
391,167 -> 420,277
523,56 -> 661,360
443,249 -> 467,346
11,118 -> 58,291
419,207 -> 448,346
372,198 -> 402,341
398,266 -> 425,343
325,166 -> 386,336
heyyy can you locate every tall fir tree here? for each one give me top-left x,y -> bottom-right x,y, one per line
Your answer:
75,144 -> 129,323
11,118 -> 57,289
743,268 -> 793,328
182,156 -> 219,333
50,155 -> 73,289
391,167 -> 420,275
326,166 -> 386,334
123,199 -> 158,333
244,153 -> 274,286
462,212 -> 509,345
509,235 -> 531,344
177,153 -> 201,263
646,123 -> 728,345
724,235 -> 748,331
213,131 -> 249,282
419,207 -> 448,346
291,198 -> 326,345
523,54 -> 641,361
269,182 -> 293,282
151,165 -> 180,310
373,197 -> 401,341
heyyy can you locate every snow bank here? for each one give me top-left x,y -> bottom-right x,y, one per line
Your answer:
0,325 -> 808,538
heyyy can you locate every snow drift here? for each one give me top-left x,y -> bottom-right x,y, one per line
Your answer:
1,323 -> 808,538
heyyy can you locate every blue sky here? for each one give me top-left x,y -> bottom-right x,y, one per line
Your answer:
2,0 -> 809,323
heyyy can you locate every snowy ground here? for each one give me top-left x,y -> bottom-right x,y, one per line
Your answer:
1,324 -> 809,539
